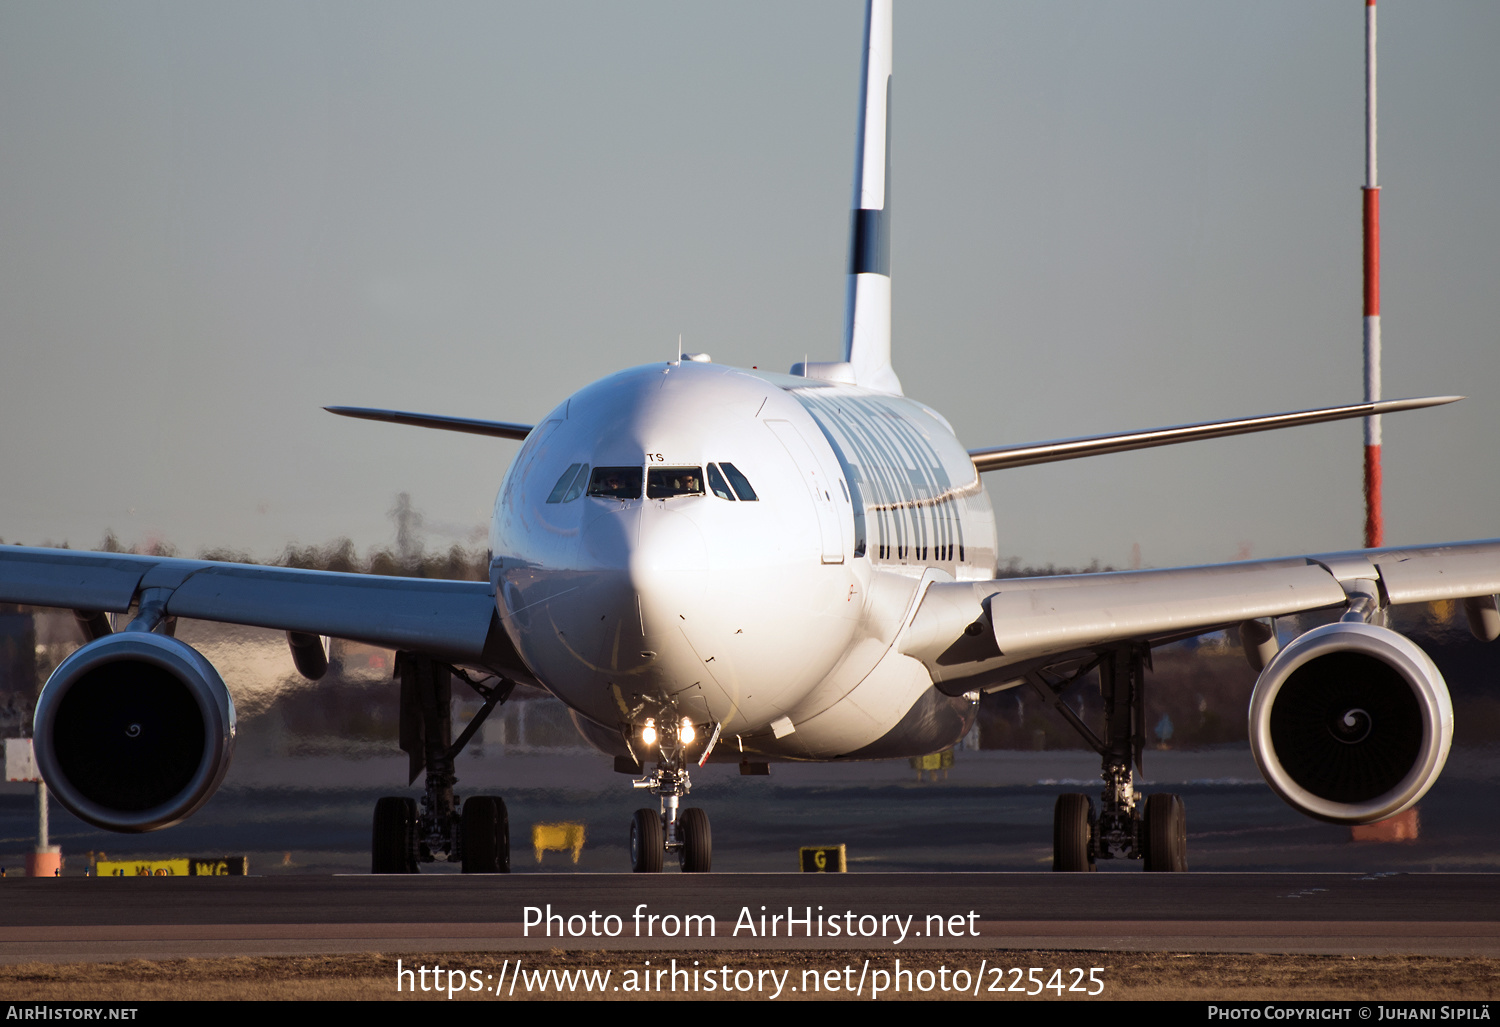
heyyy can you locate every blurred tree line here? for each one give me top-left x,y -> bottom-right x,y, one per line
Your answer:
974,598 -> 1500,750
97,492 -> 489,581
2,530 -> 1495,748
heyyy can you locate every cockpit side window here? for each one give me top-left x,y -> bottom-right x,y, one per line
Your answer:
646,466 -> 704,499
561,461 -> 588,503
561,463 -> 590,502
546,463 -> 582,504
720,462 -> 758,501
707,464 -> 736,501
587,466 -> 643,500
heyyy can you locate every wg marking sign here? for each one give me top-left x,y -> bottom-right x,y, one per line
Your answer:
95,857 -> 248,877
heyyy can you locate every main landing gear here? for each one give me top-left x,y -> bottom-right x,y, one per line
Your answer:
1029,644 -> 1187,873
625,702 -> 712,873
371,653 -> 515,874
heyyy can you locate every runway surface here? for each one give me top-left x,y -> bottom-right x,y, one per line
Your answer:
8,746 -> 1500,876
2,873 -> 1497,963
5,747 -> 1499,964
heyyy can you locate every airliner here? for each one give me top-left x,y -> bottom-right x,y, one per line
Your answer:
4,0 -> 1498,875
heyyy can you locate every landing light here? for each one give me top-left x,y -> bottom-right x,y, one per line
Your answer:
681,718 -> 696,744
642,718 -> 657,746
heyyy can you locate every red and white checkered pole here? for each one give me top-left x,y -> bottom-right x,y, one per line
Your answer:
1362,0 -> 1383,548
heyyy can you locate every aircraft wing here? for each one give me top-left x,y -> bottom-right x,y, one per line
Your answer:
966,396 -> 1459,472
324,406 -> 533,441
899,538 -> 1500,692
0,545 -> 531,680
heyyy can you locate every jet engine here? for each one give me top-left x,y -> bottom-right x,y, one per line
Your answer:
1249,621 -> 1452,825
32,632 -> 236,833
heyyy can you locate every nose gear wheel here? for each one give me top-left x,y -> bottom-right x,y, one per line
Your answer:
630,808 -> 664,873
678,806 -> 712,872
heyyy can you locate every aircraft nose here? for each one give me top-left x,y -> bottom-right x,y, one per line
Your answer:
579,500 -> 639,571
554,500 -> 709,692
577,500 -> 708,587
629,504 -> 708,606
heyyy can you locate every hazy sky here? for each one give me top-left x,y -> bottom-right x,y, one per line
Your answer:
1,1 -> 1496,570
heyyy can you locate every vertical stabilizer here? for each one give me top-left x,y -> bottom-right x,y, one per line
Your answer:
842,0 -> 902,395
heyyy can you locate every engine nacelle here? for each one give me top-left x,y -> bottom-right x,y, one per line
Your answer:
1249,621 -> 1452,825
33,632 -> 236,833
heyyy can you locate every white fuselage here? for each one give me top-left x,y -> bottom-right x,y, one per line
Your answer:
489,361 -> 997,761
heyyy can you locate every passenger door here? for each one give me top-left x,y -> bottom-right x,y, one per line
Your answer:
765,419 -> 845,565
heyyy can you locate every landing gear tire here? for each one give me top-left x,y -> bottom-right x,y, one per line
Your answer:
1142,793 -> 1187,872
678,807 -> 712,873
461,796 -> 510,874
372,796 -> 418,874
630,808 -> 664,873
1052,793 -> 1096,872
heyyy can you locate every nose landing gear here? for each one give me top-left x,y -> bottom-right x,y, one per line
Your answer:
626,705 -> 714,872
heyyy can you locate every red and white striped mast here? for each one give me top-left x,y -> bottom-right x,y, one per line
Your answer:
1362,0 -> 1383,548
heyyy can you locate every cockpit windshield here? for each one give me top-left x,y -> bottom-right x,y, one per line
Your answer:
586,466 -> 643,499
646,467 -> 704,499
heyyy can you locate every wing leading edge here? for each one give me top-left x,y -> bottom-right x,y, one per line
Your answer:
325,406 -> 533,441
899,538 -> 1500,691
0,546 -> 532,681
967,396 -> 1460,473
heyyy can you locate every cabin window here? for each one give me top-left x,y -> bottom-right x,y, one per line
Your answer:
546,463 -> 582,504
587,466 -> 643,500
841,476 -> 866,558
647,467 -> 705,499
707,464 -> 735,501
720,462 -> 758,501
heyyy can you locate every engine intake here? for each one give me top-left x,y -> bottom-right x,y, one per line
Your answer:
33,632 -> 236,833
1249,621 -> 1452,825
